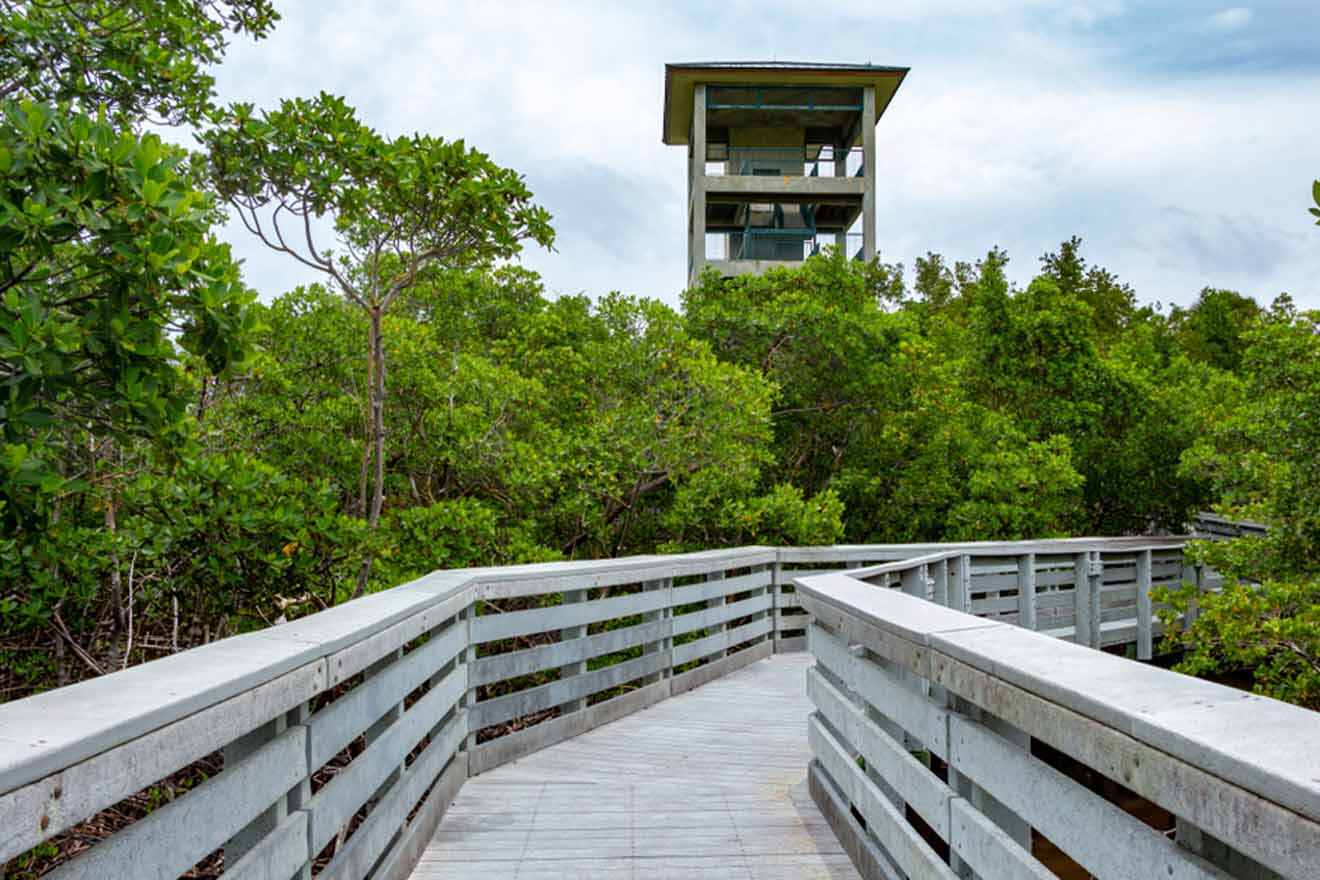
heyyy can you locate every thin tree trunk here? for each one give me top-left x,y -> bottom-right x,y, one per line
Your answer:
196,375 -> 211,425
356,334 -> 374,518
354,306 -> 387,598
369,306 -> 387,528
106,483 -> 123,624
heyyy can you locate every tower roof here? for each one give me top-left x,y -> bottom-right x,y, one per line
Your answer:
662,61 -> 909,145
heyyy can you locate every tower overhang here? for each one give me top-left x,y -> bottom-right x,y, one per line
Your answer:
662,61 -> 909,146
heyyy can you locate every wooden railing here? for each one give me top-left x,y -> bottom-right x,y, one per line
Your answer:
0,534 -> 1270,879
797,545 -> 1318,880
0,545 -> 869,879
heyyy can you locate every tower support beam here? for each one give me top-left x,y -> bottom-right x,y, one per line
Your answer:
688,84 -> 707,288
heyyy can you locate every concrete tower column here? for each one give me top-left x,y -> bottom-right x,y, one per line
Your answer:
687,84 -> 707,288
861,85 -> 877,263
834,136 -> 848,254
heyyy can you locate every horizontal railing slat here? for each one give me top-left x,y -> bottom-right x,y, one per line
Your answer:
670,569 -> 770,605
223,811 -> 310,880
672,618 -> 772,666
306,664 -> 464,855
471,652 -> 667,729
809,623 -> 948,757
319,711 -> 466,880
809,668 -> 952,838
469,619 -> 669,687
672,593 -> 772,636
0,659 -> 325,865
472,590 -> 670,643
949,714 -> 1227,880
809,716 -> 960,880
308,621 -> 465,769
47,726 -> 307,880
948,798 -> 1054,880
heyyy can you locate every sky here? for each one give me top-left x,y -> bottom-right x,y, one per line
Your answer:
207,1 -> 1320,310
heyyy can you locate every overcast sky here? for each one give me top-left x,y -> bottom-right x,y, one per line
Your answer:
209,1 -> 1320,310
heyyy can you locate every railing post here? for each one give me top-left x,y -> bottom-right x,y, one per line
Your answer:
462,603 -> 479,752
364,647 -> 406,786
1136,549 -> 1154,661
1089,551 -> 1104,649
559,588 -> 588,714
950,555 -> 971,612
899,563 -> 926,599
706,569 -> 727,660
771,558 -> 786,651
1074,551 -> 1102,648
751,561 -> 773,648
931,557 -> 949,607
1073,552 -> 1089,647
287,701 -> 313,880
946,698 -> 1034,877
642,577 -> 672,686
1183,560 -> 1206,629
1016,553 -> 1037,631
223,714 -> 297,866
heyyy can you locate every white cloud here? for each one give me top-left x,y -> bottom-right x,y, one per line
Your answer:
1204,7 -> 1253,32
207,1 -> 1320,310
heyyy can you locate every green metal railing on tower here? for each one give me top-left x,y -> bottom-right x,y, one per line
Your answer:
704,145 -> 864,178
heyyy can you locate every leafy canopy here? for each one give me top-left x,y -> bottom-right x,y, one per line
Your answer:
0,100 -> 254,527
0,0 -> 278,125
203,92 -> 555,310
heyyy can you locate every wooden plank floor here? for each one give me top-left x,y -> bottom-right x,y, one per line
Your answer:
411,653 -> 858,879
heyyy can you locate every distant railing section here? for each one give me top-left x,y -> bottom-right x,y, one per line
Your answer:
1192,511 -> 1269,540
707,231 -> 863,263
845,541 -> 1211,659
704,144 -> 864,178
798,535 -> 1318,880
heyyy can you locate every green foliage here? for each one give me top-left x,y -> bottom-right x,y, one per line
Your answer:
1182,301 -> 1320,579
965,260 -> 1206,534
203,90 -> 555,595
1169,288 -> 1261,372
374,500 -> 559,588
945,432 -> 1083,540
1156,576 -> 1320,709
1161,300 -> 1320,708
0,101 -> 255,528
1,451 -> 365,646
683,252 -> 910,497
707,484 -> 845,548
1311,179 -> 1320,225
0,1 -> 278,125
1038,236 -> 1137,340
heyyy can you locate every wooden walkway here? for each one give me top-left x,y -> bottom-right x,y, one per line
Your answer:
410,653 -> 858,879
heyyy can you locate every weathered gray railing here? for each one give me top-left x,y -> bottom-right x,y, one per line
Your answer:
1192,512 -> 1269,540
0,544 -> 893,879
0,536 -> 1244,879
798,550 -> 1319,880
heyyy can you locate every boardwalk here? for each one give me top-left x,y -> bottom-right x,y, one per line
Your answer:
410,653 -> 859,879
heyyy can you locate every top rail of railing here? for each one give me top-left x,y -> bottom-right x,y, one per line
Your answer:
1191,511 -> 1269,539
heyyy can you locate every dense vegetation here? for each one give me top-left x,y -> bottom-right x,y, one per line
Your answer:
1,3 -> 1317,711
